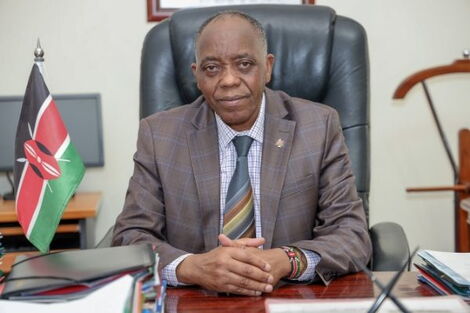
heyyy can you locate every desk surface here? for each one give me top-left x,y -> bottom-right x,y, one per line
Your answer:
165,272 -> 438,313
0,191 -> 100,221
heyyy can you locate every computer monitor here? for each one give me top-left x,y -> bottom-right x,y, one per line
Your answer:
0,94 -> 104,172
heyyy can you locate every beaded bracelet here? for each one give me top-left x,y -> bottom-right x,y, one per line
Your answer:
281,246 -> 307,279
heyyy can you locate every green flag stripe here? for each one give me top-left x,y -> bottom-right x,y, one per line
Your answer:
28,143 -> 85,253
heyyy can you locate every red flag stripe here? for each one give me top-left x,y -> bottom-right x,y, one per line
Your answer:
26,181 -> 47,238
34,98 -> 67,154
15,166 -> 46,233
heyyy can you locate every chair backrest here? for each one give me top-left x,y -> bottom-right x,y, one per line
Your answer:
140,4 -> 370,218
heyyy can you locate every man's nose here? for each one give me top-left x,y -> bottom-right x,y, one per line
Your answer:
220,67 -> 241,87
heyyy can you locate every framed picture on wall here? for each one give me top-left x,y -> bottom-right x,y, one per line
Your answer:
147,0 -> 315,22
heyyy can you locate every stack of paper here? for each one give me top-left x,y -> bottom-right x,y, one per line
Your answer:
0,274 -> 135,313
0,244 -> 156,303
416,249 -> 470,297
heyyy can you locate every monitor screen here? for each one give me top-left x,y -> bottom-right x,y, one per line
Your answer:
0,94 -> 104,172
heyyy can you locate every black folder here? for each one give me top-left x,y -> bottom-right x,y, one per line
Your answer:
1,244 -> 155,299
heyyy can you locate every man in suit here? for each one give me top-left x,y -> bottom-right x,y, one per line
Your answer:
112,11 -> 371,296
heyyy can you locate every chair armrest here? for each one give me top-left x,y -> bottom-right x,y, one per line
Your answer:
369,222 -> 410,271
95,226 -> 114,249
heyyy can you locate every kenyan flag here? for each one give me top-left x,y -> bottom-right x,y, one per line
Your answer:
14,64 -> 85,253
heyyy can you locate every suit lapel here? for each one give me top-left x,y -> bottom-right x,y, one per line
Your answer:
260,89 -> 296,249
188,101 -> 220,251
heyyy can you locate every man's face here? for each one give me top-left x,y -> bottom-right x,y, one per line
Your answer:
192,16 -> 274,131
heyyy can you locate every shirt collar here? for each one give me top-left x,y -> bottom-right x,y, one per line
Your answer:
215,93 -> 265,148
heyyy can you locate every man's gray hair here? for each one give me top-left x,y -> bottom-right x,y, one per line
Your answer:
195,10 -> 268,56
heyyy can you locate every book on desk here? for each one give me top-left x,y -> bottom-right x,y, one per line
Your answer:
0,244 -> 161,313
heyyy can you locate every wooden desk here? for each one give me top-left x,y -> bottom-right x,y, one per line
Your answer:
0,251 -> 41,274
0,192 -> 101,252
165,272 -> 439,313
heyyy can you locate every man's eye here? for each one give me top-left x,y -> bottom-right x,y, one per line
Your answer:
239,61 -> 252,69
203,64 -> 219,72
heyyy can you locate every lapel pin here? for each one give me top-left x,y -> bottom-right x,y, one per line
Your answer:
275,138 -> 285,148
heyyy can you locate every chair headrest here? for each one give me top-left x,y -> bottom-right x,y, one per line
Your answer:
169,5 -> 336,104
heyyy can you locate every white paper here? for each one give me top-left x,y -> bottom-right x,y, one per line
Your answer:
0,274 -> 133,313
426,250 -> 470,283
266,296 -> 470,313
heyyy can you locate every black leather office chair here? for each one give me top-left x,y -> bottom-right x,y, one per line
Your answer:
134,4 -> 410,270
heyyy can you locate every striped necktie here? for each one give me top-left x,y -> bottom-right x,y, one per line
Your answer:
223,136 -> 255,239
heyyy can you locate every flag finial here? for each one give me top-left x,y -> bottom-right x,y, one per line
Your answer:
34,38 -> 44,62
463,49 -> 469,59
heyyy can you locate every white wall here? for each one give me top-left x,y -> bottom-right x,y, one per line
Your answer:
1,0 -> 469,251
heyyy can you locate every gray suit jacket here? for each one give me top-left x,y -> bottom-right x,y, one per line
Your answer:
112,88 -> 372,283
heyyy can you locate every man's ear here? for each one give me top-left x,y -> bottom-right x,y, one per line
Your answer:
265,54 -> 275,84
191,63 -> 200,89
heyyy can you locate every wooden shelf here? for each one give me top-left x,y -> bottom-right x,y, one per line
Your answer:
0,192 -> 101,252
0,224 -> 79,236
0,192 -> 100,222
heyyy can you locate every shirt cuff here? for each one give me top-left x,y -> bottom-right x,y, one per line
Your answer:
161,253 -> 193,286
293,248 -> 321,282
